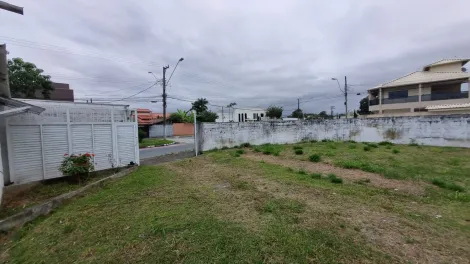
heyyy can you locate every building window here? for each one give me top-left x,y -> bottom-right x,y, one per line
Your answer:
389,90 -> 408,99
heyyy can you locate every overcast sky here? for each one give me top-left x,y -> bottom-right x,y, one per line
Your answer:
2,0 -> 470,115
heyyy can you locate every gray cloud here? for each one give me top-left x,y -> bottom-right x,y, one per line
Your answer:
2,0 -> 469,115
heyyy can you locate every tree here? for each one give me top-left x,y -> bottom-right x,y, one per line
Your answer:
191,98 -> 209,114
266,106 -> 283,119
353,110 -> 358,118
289,109 -> 304,119
169,109 -> 194,123
226,102 -> 236,121
197,110 -> 218,122
319,111 -> 328,118
358,97 -> 370,115
8,58 -> 53,99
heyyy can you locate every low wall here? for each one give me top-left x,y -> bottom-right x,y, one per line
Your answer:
149,124 -> 174,138
173,123 -> 194,136
198,115 -> 470,150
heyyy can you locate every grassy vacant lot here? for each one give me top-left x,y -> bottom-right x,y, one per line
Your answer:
139,138 -> 174,148
2,141 -> 469,263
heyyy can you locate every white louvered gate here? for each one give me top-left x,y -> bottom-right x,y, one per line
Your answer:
6,101 -> 139,184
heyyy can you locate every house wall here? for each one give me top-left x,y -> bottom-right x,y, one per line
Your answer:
370,97 -> 470,112
381,85 -> 419,99
429,63 -> 462,72
173,123 -> 194,136
198,115 -> 470,150
149,124 -> 174,138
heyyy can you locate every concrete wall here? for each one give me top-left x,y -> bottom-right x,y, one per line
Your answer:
173,123 -> 194,136
149,124 -> 174,138
198,115 -> 470,150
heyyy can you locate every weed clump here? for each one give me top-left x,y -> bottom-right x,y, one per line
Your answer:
309,154 -> 321,162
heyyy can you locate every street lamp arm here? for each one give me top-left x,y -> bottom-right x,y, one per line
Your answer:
167,57 -> 184,85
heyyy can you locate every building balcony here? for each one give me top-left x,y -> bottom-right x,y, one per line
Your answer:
421,92 -> 468,101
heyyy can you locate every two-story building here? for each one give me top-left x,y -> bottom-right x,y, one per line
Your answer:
215,108 -> 266,122
368,59 -> 470,117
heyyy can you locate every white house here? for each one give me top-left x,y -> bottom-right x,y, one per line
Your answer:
216,108 -> 266,122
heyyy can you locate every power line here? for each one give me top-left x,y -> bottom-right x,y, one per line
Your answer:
0,36 -> 161,66
108,83 -> 157,102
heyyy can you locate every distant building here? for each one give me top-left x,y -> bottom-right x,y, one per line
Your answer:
216,108 -> 266,122
33,82 -> 74,102
368,59 -> 470,117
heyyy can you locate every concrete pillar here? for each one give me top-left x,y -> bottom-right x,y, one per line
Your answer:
418,83 -> 422,103
379,88 -> 383,114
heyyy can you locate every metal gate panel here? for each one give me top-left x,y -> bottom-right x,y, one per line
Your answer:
10,126 -> 43,183
93,124 -> 113,170
42,125 -> 69,179
117,125 -> 136,166
71,125 -> 93,155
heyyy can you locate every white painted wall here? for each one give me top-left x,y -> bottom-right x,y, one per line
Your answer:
199,115 -> 470,150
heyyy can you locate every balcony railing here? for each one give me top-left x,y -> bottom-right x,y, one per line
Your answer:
369,99 -> 379,106
382,96 -> 419,104
421,92 -> 468,101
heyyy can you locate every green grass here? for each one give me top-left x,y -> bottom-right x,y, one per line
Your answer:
363,146 -> 371,151
4,164 -> 392,264
309,154 -> 321,162
139,138 -> 174,148
311,173 -> 322,179
432,179 -> 465,192
258,144 -> 283,156
327,173 -> 343,184
392,149 -> 400,154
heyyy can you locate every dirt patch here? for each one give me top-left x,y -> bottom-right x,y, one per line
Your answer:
244,152 -> 426,196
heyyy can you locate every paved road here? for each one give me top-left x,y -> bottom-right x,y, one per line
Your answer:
139,143 -> 194,160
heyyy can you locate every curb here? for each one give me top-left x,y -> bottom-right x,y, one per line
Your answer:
0,167 -> 136,232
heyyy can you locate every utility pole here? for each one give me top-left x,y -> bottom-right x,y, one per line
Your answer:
222,106 -> 224,122
297,98 -> 300,110
344,76 -> 348,119
162,65 -> 169,139
0,44 -> 10,98
330,106 -> 335,118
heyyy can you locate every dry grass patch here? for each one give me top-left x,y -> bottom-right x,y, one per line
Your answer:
244,152 -> 427,196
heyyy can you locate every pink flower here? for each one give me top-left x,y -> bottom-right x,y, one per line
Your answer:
64,154 -> 68,156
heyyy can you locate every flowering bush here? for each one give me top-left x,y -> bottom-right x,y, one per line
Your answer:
59,153 -> 95,176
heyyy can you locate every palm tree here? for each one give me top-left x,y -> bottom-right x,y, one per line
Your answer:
226,102 -> 237,122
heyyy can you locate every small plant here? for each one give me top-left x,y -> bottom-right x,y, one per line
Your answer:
293,146 -> 303,150
59,153 -> 95,179
378,141 -> 394,146
346,140 -> 357,143
263,150 -> 272,155
221,146 -> 229,150
408,143 -> 419,147
241,142 -> 251,148
348,144 -> 357,149
233,152 -> 241,157
367,143 -> 378,148
327,174 -> 343,184
287,167 -> 294,172
138,129 -> 146,143
363,146 -> 371,151
294,149 -> 304,155
236,149 -> 245,155
310,139 -> 318,143
311,173 -> 322,179
354,178 -> 371,185
432,179 -> 465,192
392,149 -> 400,154
233,145 -> 240,149
385,145 -> 392,149
298,169 -> 307,175
309,154 -> 321,162
253,147 -> 262,152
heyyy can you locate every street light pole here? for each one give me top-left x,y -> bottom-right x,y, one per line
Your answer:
332,77 -> 348,119
162,65 -> 169,139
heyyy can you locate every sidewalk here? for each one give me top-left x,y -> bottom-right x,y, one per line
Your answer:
167,136 -> 194,144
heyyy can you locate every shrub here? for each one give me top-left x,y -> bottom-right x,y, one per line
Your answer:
378,141 -> 394,146
309,154 -> 321,162
262,150 -> 272,155
392,149 -> 400,154
59,153 -> 95,177
236,149 -> 245,155
221,146 -> 229,150
233,145 -> 240,149
432,179 -> 465,192
363,146 -> 371,151
347,140 -> 357,143
241,142 -> 251,148
367,143 -> 378,148
385,145 -> 392,149
348,144 -> 357,149
311,173 -> 322,179
310,139 -> 318,143
298,169 -> 307,175
138,129 -> 145,143
293,146 -> 303,150
233,153 -> 241,157
294,149 -> 303,155
408,143 -> 419,147
253,147 -> 262,152
327,174 -> 343,184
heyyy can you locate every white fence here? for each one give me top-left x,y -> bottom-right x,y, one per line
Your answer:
6,100 -> 139,184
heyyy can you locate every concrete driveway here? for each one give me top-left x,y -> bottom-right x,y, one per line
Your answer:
139,136 -> 195,160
